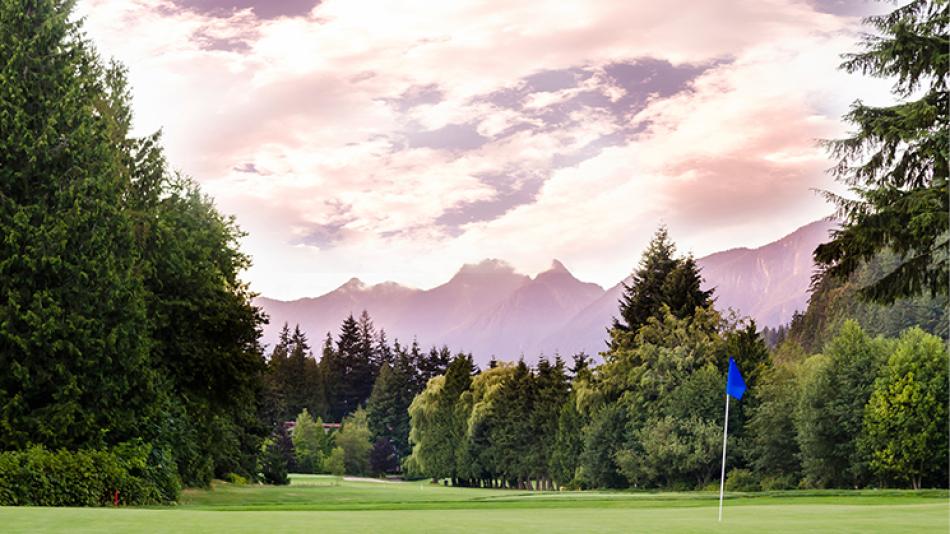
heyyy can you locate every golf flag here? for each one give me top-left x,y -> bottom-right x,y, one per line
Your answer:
719,358 -> 746,522
726,358 -> 746,400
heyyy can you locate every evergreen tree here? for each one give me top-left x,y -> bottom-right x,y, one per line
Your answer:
366,362 -> 414,459
746,361 -> 804,488
550,394 -> 585,488
370,437 -> 400,476
532,357 -> 569,488
0,0 -> 162,452
615,226 -> 679,332
614,227 -> 713,336
815,0 -> 949,302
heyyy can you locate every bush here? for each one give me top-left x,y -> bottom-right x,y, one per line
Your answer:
760,474 -> 799,491
225,473 -> 248,485
326,447 -> 346,477
0,443 -> 180,506
724,468 -> 759,492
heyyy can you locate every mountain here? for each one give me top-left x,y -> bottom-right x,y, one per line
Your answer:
255,220 -> 834,364
445,260 -> 605,359
697,219 -> 835,327
540,220 -> 835,358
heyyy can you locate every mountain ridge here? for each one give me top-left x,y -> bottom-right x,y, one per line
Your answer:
255,220 -> 835,364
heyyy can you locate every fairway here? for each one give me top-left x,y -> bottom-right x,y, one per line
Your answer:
4,476 -> 947,533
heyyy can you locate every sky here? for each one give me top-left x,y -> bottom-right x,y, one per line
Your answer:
77,0 -> 893,300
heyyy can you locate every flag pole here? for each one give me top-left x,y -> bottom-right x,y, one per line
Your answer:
718,393 -> 730,522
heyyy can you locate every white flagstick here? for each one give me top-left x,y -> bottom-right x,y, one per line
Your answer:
718,393 -> 730,522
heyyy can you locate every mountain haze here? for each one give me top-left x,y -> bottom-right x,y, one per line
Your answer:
256,221 -> 835,364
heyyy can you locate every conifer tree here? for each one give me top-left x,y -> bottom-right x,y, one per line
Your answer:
0,0 -> 161,451
815,0 -> 948,302
614,227 -> 713,335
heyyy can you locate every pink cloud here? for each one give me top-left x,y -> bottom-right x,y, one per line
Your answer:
76,0 -> 888,299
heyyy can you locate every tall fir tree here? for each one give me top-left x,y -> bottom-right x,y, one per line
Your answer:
0,0 -> 162,451
815,0 -> 948,302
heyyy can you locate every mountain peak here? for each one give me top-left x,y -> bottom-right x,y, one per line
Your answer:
338,277 -> 366,291
547,259 -> 569,273
455,258 -> 516,276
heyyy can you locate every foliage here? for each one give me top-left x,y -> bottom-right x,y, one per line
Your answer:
862,327 -> 948,489
406,355 -> 474,482
815,0 -> 949,302
795,321 -> 889,488
725,468 -> 760,492
292,409 -> 329,474
326,447 -> 346,477
746,361 -> 803,482
0,443 -> 179,506
614,226 -> 713,334
258,436 -> 290,486
549,393 -> 585,488
0,0 -> 163,454
369,438 -> 400,476
366,361 -> 415,460
336,409 -> 373,476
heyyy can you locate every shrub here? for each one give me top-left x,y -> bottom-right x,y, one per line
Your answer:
326,447 -> 346,477
760,474 -> 799,491
225,473 -> 248,485
725,468 -> 759,492
0,443 -> 180,506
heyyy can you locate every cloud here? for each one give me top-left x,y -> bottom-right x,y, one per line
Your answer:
76,0 -> 889,298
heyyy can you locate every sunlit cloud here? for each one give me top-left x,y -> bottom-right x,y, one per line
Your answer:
77,0 -> 890,298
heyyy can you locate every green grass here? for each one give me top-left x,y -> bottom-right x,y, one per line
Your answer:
3,474 -> 947,533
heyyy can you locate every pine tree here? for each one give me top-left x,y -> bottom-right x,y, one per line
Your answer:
815,0 -> 949,302
615,227 -> 679,332
366,362 -> 415,459
615,227 -> 713,335
532,357 -> 569,488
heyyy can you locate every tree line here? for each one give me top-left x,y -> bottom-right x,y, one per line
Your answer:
403,230 -> 948,490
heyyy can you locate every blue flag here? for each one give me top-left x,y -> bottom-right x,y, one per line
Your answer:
726,358 -> 746,400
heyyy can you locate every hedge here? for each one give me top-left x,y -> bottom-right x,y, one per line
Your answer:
0,441 -> 180,506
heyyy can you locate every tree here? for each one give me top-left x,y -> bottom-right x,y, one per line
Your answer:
815,0 -> 949,303
0,0 -> 162,453
532,357 -> 569,488
862,327 -> 948,489
614,227 -> 713,335
579,403 -> 628,488
366,362 -> 414,459
746,360 -> 804,487
292,409 -> 327,474
326,447 -> 346,477
549,394 -> 585,488
795,321 -> 889,487
259,435 -> 290,486
406,354 -> 474,483
370,437 -> 400,476
336,408 -> 373,476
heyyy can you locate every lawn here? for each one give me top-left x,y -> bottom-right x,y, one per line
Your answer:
4,475 -> 947,533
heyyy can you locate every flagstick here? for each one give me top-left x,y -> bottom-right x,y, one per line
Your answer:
718,393 -> 730,522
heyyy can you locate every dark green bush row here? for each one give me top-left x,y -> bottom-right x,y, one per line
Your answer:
0,441 -> 180,506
